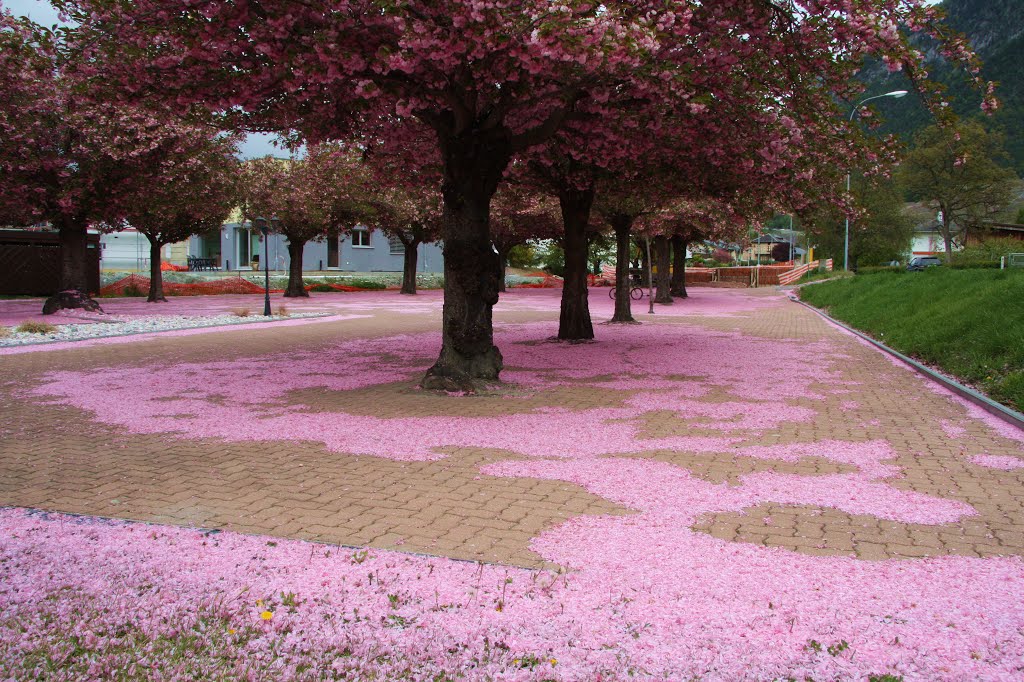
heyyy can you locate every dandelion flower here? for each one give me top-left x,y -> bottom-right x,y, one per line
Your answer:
261,610 -> 273,621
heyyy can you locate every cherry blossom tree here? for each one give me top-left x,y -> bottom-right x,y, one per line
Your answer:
0,12 -> 234,313
357,137 -> 444,296
489,184 -> 562,295
640,198 -> 753,303
120,133 -> 240,302
240,146 -> 363,298
62,0 -> 996,386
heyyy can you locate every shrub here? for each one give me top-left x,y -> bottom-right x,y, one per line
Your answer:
945,238 -> 1024,268
348,278 -> 387,290
230,308 -> 251,318
416,274 -> 444,289
856,266 -> 903,275
308,283 -> 335,292
17,321 -> 58,334
0,326 -> 10,338
507,244 -> 540,269
122,283 -> 145,297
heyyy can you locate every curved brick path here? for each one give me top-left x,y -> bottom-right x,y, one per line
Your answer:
1,286 -> 1022,570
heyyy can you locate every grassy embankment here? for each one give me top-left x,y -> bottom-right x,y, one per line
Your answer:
798,268 -> 1024,413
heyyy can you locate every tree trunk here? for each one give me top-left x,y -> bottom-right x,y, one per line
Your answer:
401,239 -> 421,295
495,245 -> 509,293
557,187 -> 595,340
284,240 -> 309,297
670,236 -> 688,298
653,235 -> 673,304
42,220 -> 103,314
942,214 -> 955,264
609,215 -> 636,324
421,134 -> 509,391
148,238 -> 167,302
636,239 -> 651,287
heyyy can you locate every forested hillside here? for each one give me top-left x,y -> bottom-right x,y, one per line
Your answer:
864,0 -> 1024,173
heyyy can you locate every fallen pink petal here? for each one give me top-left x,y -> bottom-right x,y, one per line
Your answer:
2,287 -> 1022,680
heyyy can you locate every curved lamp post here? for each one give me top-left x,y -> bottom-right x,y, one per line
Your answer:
844,90 -> 908,272
254,216 -> 279,316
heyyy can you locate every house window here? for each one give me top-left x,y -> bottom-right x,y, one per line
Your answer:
388,234 -> 405,255
352,229 -> 371,248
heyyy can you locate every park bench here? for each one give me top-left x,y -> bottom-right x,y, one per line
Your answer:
187,256 -> 220,271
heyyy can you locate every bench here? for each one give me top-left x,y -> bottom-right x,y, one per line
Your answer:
187,256 -> 221,271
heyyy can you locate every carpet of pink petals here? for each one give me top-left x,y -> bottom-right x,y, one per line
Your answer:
4,288 -> 1024,680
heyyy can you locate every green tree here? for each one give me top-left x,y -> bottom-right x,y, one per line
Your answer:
804,175 -> 914,269
899,121 -> 1019,262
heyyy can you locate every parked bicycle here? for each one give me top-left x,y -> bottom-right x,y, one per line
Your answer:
609,284 -> 645,300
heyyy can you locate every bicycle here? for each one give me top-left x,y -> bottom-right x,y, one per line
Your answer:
609,284 -> 645,300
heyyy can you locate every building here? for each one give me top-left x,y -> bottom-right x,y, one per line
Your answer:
100,222 -> 444,274
740,234 -> 798,263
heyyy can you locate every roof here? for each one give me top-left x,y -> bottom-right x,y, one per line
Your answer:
751,234 -> 789,244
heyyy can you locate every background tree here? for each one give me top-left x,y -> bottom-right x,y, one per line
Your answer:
363,185 -> 443,296
899,121 -> 1019,262
120,133 -> 239,302
804,173 -> 915,269
67,0 -> 996,387
0,15 -> 225,313
490,186 -> 562,294
240,146 -> 360,298
770,242 -> 792,263
356,127 -> 444,295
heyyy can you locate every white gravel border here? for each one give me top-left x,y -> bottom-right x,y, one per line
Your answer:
0,313 -> 330,347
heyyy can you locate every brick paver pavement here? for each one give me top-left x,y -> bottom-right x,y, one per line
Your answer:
1,287 -> 1022,569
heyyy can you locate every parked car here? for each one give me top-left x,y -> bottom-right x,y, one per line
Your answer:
907,256 -> 942,271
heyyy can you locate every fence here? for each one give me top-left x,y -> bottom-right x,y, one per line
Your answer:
587,259 -> 836,289
0,230 -> 101,295
778,261 -> 820,286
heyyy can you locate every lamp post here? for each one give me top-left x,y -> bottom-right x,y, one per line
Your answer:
254,216 -> 275,316
844,90 -> 908,271
645,236 -> 654,314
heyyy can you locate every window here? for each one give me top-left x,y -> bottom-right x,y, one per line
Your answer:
352,229 -> 371,248
388,234 -> 405,255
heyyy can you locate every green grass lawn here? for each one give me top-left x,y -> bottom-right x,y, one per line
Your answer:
798,267 -> 1024,413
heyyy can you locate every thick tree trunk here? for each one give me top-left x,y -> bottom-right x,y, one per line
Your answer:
653,235 -> 673,304
401,239 -> 421,295
148,239 -> 167,302
609,216 -> 637,324
557,187 -> 595,340
421,135 -> 509,391
670,236 -> 688,298
284,240 -> 309,298
42,220 -> 103,314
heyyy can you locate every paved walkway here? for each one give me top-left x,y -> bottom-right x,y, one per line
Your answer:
1,286 -> 1022,571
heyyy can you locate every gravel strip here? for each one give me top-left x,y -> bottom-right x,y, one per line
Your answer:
0,313 -> 330,347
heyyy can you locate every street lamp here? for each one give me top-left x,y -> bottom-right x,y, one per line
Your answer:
253,216 -> 277,316
844,89 -> 908,271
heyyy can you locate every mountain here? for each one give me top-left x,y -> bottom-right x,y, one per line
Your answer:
863,0 -> 1024,174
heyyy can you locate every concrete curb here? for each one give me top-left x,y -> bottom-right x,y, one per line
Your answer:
788,294 -> 1024,432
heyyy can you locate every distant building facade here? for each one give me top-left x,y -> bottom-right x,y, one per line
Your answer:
100,222 -> 444,273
